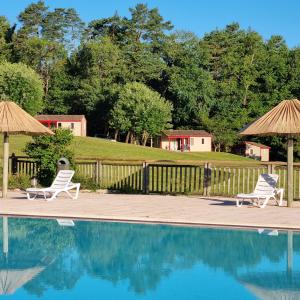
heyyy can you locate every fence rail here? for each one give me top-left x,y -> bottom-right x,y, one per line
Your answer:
7,155 -> 300,199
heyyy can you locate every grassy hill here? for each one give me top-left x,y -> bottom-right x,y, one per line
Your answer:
0,135 -> 252,162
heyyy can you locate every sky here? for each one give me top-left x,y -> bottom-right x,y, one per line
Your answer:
1,0 -> 300,48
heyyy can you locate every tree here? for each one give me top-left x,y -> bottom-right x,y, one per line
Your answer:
0,61 -> 44,115
25,129 -> 74,186
164,32 -> 215,127
0,16 -> 13,61
17,1 -> 84,49
12,36 -> 67,96
110,82 -> 172,145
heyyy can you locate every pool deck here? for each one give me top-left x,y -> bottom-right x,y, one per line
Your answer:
1,191 -> 300,230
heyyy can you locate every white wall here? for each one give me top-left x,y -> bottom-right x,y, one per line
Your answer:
245,144 -> 269,161
58,121 -> 84,136
160,136 -> 212,152
190,137 -> 212,152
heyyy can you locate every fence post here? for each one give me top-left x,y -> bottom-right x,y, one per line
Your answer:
11,153 -> 18,175
95,160 -> 99,184
143,161 -> 149,194
98,161 -> 103,186
204,162 -> 212,196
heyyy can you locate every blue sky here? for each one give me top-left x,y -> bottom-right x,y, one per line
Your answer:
1,0 -> 300,47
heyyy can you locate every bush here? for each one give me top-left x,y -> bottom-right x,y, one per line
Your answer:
8,174 -> 31,190
72,175 -> 100,191
25,129 -> 74,186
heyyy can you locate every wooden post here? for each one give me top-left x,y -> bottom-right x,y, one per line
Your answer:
95,160 -> 99,184
143,162 -> 149,194
287,137 -> 293,207
98,161 -> 102,187
2,133 -> 9,198
11,153 -> 18,175
204,163 -> 212,196
267,163 -> 271,174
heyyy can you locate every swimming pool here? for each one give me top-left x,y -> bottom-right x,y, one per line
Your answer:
0,217 -> 299,299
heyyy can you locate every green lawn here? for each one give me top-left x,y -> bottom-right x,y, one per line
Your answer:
0,135 -> 252,162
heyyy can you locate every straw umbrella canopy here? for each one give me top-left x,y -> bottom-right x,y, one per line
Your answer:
0,101 -> 53,198
240,99 -> 300,207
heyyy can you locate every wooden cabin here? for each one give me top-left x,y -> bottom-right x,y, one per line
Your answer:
36,115 -> 87,137
159,130 -> 212,152
245,141 -> 270,161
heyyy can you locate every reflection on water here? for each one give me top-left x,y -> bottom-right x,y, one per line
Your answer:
0,217 -> 300,299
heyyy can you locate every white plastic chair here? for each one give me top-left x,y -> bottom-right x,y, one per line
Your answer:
236,174 -> 283,208
26,170 -> 80,201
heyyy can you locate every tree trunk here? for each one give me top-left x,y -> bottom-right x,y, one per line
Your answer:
125,131 -> 130,143
114,129 -> 119,141
242,53 -> 255,106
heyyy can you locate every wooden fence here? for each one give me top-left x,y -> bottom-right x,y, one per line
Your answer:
7,155 -> 300,199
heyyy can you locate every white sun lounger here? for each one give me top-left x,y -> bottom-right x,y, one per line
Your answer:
26,170 -> 80,201
236,173 -> 283,208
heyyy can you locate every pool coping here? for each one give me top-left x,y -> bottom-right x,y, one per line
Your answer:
2,212 -> 300,232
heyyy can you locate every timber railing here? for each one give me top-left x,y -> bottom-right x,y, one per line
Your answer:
7,155 -> 300,199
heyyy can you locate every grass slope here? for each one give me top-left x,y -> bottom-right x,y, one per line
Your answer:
0,135 -> 250,162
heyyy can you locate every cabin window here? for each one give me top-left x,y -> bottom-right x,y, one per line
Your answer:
57,122 -> 62,128
250,149 -> 253,155
190,138 -> 194,146
70,123 -> 75,130
202,138 -> 205,144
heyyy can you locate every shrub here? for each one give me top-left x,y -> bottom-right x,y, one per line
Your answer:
72,175 -> 100,191
25,129 -> 74,186
8,174 -> 31,190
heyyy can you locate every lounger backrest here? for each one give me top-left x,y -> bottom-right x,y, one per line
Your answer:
253,174 -> 278,195
50,170 -> 75,189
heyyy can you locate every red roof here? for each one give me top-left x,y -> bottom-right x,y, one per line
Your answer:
36,115 -> 85,122
162,130 -> 212,137
245,141 -> 270,149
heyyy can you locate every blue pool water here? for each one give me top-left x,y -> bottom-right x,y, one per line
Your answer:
0,217 -> 299,299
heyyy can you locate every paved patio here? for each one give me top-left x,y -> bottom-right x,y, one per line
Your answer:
1,191 -> 300,230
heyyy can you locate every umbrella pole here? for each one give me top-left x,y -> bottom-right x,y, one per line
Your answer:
287,137 -> 293,207
2,132 -> 9,198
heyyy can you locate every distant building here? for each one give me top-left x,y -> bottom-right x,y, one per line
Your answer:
159,130 -> 212,152
245,141 -> 270,161
36,115 -> 87,137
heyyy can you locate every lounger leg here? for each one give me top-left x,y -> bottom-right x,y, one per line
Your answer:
259,197 -> 270,208
236,198 -> 244,207
74,184 -> 80,199
64,184 -> 80,200
46,191 -> 59,201
277,189 -> 283,206
27,192 -> 38,200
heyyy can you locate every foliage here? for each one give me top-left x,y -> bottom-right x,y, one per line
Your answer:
24,129 -> 74,186
3,2 -> 300,159
110,82 -> 173,145
0,61 -> 44,114
8,174 -> 31,189
72,175 -> 100,191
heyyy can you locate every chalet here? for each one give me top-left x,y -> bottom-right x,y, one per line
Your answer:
160,130 -> 212,152
245,141 -> 270,162
36,115 -> 87,137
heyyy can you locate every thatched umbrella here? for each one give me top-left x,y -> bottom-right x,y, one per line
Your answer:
0,101 -> 53,198
240,99 -> 300,207
0,267 -> 45,295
